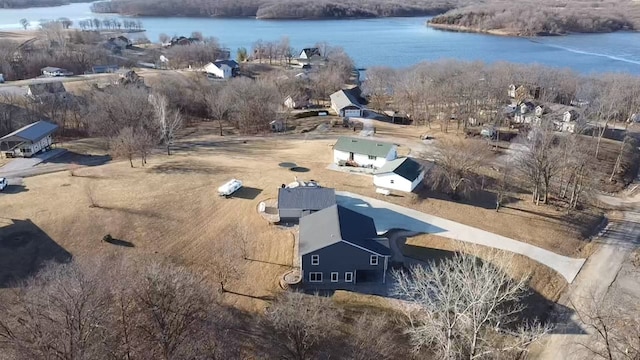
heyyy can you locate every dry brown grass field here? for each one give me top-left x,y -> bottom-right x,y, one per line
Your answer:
0,121 -> 606,309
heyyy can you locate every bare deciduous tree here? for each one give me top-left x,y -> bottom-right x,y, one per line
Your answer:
263,292 -> 342,360
348,312 -> 408,360
393,250 -> 551,359
516,124 -> 563,205
210,239 -> 243,293
0,261 -> 111,360
110,126 -> 138,167
149,93 -> 182,155
135,262 -> 215,360
206,84 -> 233,136
573,291 -> 640,360
429,138 -> 491,199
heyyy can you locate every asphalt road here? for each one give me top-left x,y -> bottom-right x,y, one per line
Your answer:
537,192 -> 640,359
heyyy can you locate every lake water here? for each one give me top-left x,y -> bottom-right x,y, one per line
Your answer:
2,2 -> 640,74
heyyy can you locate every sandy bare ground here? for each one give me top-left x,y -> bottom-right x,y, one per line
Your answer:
0,122 -> 601,309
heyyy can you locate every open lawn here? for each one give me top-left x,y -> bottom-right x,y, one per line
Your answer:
0,122 -> 603,309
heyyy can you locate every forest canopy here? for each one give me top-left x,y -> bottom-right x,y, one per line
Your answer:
428,0 -> 638,36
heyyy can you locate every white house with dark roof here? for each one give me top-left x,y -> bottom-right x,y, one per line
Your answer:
204,60 -> 239,79
333,137 -> 397,169
299,48 -> 321,59
0,120 -> 58,158
373,157 -> 426,192
299,204 -> 390,288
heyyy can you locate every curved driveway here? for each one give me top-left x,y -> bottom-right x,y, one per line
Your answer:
336,191 -> 586,283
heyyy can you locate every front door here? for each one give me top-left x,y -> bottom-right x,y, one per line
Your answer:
349,152 -> 354,161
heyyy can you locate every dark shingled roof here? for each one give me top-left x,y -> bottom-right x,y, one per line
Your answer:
299,205 -> 390,256
0,120 -> 58,143
374,157 -> 423,181
330,88 -> 362,111
300,48 -> 321,58
334,137 -> 395,158
27,82 -> 66,96
278,187 -> 336,211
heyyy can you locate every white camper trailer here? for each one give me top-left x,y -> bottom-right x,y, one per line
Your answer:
218,179 -> 243,197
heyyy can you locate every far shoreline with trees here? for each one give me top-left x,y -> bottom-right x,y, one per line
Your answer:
86,0 -> 640,37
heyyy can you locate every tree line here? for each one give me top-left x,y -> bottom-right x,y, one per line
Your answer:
90,0 -> 458,19
0,0 -> 85,9
429,0 -> 636,36
364,61 -> 640,208
0,247 -> 551,359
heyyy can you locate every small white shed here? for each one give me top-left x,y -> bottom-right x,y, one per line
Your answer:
373,157 -> 426,193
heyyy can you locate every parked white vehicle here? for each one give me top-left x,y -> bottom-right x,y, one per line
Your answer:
0,178 -> 7,191
218,179 -> 242,197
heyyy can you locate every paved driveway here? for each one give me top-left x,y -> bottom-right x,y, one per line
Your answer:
336,191 -> 586,283
0,149 -> 66,177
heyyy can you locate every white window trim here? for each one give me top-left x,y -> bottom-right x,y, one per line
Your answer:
345,272 -> 353,283
370,255 -> 378,266
331,272 -> 339,282
311,255 -> 319,265
309,272 -> 323,283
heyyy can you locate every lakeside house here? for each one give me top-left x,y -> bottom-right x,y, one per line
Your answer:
299,204 -> 390,288
330,87 -> 364,118
333,137 -> 397,169
204,60 -> 240,79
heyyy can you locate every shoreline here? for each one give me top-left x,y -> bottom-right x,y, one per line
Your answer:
427,22 -> 638,37
426,23 -> 523,37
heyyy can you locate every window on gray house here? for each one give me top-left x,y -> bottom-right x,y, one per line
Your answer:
345,272 -> 353,282
309,272 -> 323,282
331,272 -> 339,282
370,255 -> 378,266
311,255 -> 319,265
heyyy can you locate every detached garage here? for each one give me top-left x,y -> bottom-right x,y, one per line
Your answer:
373,157 -> 426,193
330,88 -> 363,118
0,120 -> 58,158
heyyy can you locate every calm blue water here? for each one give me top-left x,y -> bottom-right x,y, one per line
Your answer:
1,2 -> 640,74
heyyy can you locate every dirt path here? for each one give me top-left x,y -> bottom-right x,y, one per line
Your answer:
536,192 -> 640,359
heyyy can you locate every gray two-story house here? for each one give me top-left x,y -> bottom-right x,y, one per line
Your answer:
299,204 -> 390,288
278,186 -> 336,223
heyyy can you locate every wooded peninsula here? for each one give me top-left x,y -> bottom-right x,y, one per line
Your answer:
89,0 -> 640,36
